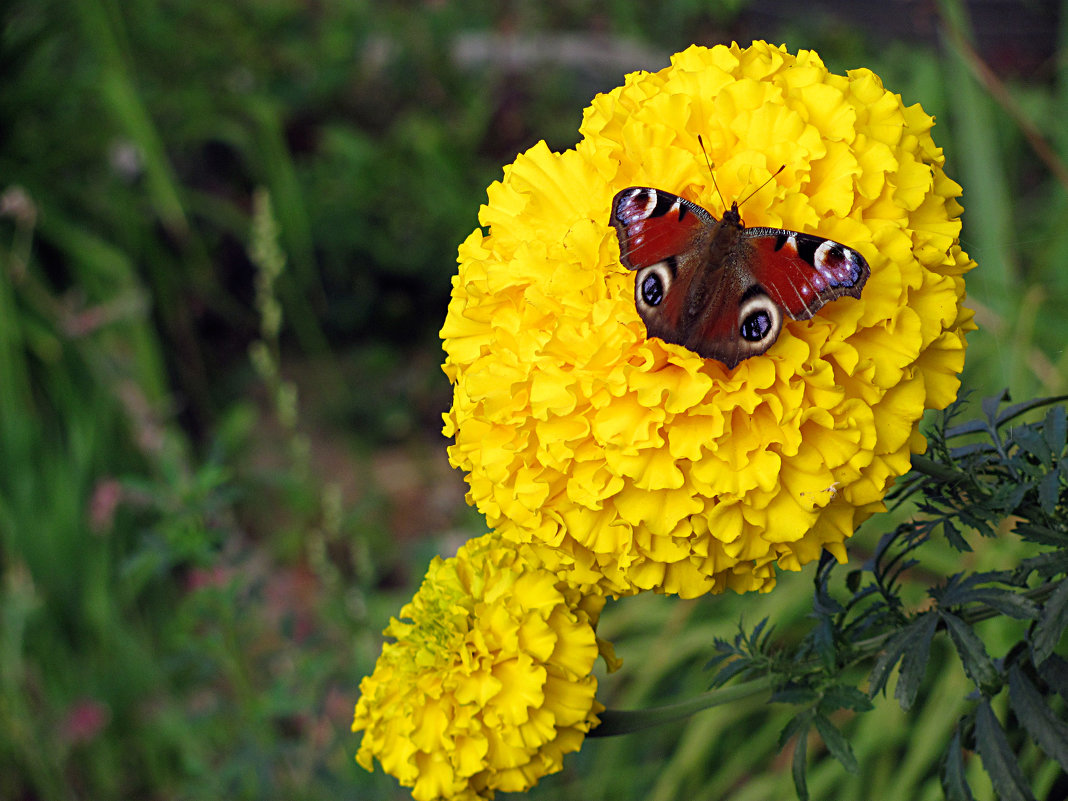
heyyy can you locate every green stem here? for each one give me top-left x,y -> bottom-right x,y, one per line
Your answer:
591,674 -> 778,737
909,454 -> 963,483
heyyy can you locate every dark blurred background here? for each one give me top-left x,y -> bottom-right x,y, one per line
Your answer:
2,1 -> 1066,799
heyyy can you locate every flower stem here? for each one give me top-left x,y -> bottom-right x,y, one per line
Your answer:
908,454 -> 963,482
590,674 -> 779,737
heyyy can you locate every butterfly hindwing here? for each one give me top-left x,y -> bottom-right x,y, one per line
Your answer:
689,274 -> 785,368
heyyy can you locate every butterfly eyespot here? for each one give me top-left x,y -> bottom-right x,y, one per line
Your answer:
635,263 -> 672,309
740,311 -> 772,341
641,274 -> 664,305
737,292 -> 783,345
813,240 -> 866,288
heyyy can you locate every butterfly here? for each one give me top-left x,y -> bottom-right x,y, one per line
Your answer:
609,186 -> 870,369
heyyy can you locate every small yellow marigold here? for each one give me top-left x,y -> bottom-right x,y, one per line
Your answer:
441,42 -> 975,598
353,534 -> 606,801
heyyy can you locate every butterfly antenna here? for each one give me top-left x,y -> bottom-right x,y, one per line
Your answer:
697,135 -> 728,212
738,165 -> 785,208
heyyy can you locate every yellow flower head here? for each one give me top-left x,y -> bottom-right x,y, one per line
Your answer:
441,42 -> 975,598
353,534 -> 606,801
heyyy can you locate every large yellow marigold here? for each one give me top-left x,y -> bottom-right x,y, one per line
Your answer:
353,534 -> 606,801
441,42 -> 975,598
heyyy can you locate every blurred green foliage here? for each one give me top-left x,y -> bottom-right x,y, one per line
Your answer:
2,0 -> 1068,798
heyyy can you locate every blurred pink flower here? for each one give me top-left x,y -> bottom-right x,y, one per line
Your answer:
88,479 -> 123,534
60,697 -> 111,745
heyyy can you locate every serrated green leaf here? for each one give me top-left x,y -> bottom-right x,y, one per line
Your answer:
813,585 -> 844,617
1038,469 -> 1062,516
896,611 -> 940,709
982,392 -> 1009,425
1004,481 -> 1031,506
941,724 -> 975,801
813,712 -> 858,774
1007,665 -> 1068,772
1012,426 -> 1052,466
992,481 -> 1031,512
750,616 -> 770,646
935,573 -> 987,606
942,519 -> 973,551
1014,522 -> 1068,546
778,709 -> 813,749
840,603 -> 883,641
974,700 -> 1038,801
710,658 -> 751,686
868,613 -> 935,702
792,719 -> 810,801
1018,551 -> 1068,581
1032,579 -> 1068,665
1043,404 -> 1066,454
1037,654 -> 1068,701
942,611 -> 1001,694
821,685 -> 874,713
1017,461 -> 1047,484
703,651 -> 731,671
958,588 -> 1038,620
812,617 -> 835,669
958,508 -> 998,538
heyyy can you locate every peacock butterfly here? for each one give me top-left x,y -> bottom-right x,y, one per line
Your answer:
609,182 -> 869,369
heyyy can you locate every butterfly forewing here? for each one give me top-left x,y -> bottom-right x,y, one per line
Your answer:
744,230 -> 869,320
610,188 -> 714,270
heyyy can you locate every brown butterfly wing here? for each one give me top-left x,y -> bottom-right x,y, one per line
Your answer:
610,188 -> 724,352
